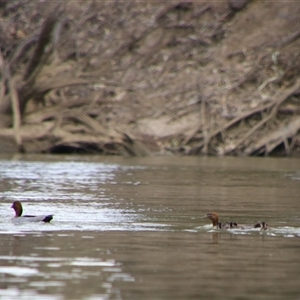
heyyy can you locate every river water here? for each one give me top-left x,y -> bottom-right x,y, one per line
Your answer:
0,154 -> 299,300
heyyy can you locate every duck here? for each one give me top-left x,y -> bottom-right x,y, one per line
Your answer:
254,221 -> 269,230
11,201 -> 53,223
203,212 -> 267,230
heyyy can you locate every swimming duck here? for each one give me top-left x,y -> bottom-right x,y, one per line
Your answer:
203,212 -> 267,230
254,221 -> 269,230
11,201 -> 53,223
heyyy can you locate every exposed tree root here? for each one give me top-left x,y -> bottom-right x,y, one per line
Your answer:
245,118 -> 300,155
187,79 -> 300,156
0,1 -> 299,156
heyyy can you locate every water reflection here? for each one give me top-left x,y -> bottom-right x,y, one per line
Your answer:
0,160 -> 119,200
0,155 -> 299,299
0,232 -> 134,299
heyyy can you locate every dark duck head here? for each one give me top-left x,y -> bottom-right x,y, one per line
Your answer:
11,201 -> 53,223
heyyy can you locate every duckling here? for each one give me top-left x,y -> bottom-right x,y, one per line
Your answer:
203,212 -> 267,230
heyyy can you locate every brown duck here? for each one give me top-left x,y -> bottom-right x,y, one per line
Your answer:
203,212 -> 268,230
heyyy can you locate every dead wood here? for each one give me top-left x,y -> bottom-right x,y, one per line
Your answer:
8,72 -> 23,152
188,79 -> 300,155
24,98 -> 103,124
192,4 -> 211,18
200,86 -> 209,154
23,5 -> 62,82
0,5 -> 63,128
244,118 -> 300,155
155,2 -> 193,23
9,36 -> 38,74
33,76 -> 99,95
273,29 -> 300,48
223,79 -> 300,154
0,51 -> 5,107
0,122 -> 54,140
65,112 -> 109,137
19,6 -> 63,114
0,50 -> 23,151
0,1 -> 300,156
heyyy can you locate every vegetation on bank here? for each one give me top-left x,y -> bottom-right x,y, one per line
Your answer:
0,1 -> 299,156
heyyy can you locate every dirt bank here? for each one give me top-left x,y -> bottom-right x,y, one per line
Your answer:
0,1 -> 299,156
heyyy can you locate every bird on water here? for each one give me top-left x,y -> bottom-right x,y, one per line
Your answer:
11,201 -> 53,223
202,211 -> 268,230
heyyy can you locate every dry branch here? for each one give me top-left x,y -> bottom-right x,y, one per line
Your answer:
273,28 -> 300,48
0,5 -> 63,129
0,50 -> 23,151
244,118 -> 300,155
0,51 -> 5,103
66,112 -> 108,136
24,97 -> 117,125
1,1 -> 300,156
8,74 -> 23,152
188,79 -> 300,155
23,5 -> 61,82
33,76 -> 98,95
0,122 -> 54,139
224,79 -> 300,154
200,88 -> 209,154
9,36 -> 38,74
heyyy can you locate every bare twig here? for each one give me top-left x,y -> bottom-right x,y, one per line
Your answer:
200,86 -> 208,154
245,118 -> 300,155
23,4 -> 62,82
0,51 -> 6,101
188,79 -> 300,155
208,79 -> 300,144
9,36 -> 38,74
273,28 -> 300,48
8,72 -> 24,152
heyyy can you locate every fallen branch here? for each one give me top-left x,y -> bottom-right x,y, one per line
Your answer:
9,36 -> 38,74
25,98 -> 116,124
244,118 -> 300,155
0,49 -> 23,152
23,5 -> 62,82
273,28 -> 300,48
0,122 -> 54,139
33,76 -> 99,95
8,74 -> 24,152
200,87 -> 209,154
188,78 -> 300,155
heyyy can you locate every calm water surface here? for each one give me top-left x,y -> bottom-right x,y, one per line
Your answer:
0,154 -> 300,300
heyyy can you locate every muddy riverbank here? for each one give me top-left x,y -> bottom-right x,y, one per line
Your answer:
0,1 -> 299,156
